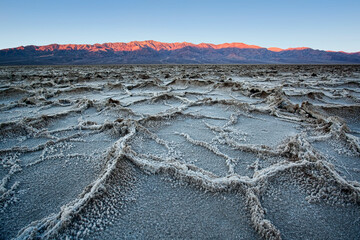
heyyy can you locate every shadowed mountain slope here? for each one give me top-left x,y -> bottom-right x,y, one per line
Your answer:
1,40 -> 359,65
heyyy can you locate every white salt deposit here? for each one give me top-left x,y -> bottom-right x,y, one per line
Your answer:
0,65 -> 359,240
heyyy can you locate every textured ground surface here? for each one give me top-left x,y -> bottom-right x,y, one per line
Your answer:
0,65 -> 359,240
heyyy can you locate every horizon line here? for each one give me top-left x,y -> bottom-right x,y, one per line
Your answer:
1,40 -> 359,54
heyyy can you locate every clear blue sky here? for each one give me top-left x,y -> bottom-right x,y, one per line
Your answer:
0,0 -> 359,52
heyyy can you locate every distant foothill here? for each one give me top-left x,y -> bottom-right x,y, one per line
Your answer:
0,40 -> 359,65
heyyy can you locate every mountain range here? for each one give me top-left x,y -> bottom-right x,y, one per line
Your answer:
1,40 -> 359,65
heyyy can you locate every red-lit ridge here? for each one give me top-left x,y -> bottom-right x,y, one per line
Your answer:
3,40 -> 333,53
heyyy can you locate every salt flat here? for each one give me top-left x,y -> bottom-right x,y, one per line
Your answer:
0,65 -> 359,240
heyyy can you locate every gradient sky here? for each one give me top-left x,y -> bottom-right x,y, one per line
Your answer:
0,0 -> 359,52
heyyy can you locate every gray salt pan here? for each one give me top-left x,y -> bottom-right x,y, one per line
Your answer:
0,65 -> 359,240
